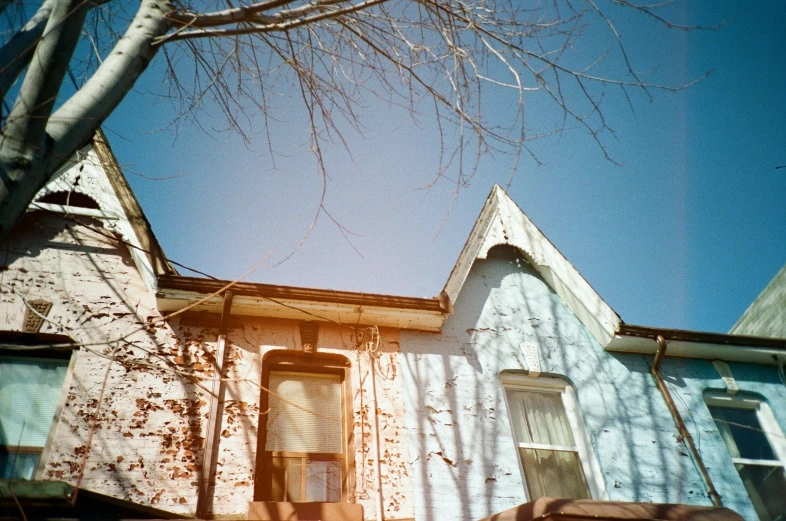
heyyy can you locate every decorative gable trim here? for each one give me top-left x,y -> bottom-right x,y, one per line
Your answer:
440,185 -> 621,347
29,130 -> 175,296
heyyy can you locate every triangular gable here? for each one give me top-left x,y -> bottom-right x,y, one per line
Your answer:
729,263 -> 786,338
30,130 -> 175,295
440,185 -> 621,347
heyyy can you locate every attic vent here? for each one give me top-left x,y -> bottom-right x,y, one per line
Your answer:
36,191 -> 100,209
299,321 -> 319,353
22,300 -> 53,333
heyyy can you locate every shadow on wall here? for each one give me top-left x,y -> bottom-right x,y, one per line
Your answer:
400,245 -> 710,521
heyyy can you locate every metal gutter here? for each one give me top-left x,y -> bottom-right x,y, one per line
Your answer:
158,275 -> 445,312
157,275 -> 448,331
618,324 -> 786,349
606,324 -> 786,365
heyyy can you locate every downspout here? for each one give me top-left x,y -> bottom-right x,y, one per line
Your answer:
363,326 -> 385,521
196,290 -> 234,518
651,335 -> 722,506
369,347 -> 385,521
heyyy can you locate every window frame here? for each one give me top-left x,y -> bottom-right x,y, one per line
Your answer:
704,390 -> 786,519
254,351 -> 355,503
0,334 -> 77,480
500,373 -> 607,501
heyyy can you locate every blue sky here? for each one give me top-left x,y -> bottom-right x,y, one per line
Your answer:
102,0 -> 786,334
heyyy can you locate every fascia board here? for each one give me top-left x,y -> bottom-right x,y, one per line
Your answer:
156,289 -> 446,331
606,334 -> 786,366
440,187 -> 502,313
441,185 -> 621,347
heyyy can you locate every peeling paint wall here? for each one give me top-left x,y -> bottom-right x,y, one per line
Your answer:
1,210 -> 204,512
1,159 -> 415,519
399,245 -> 786,521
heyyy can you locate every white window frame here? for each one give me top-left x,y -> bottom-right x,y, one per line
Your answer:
704,391 -> 786,473
500,374 -> 607,500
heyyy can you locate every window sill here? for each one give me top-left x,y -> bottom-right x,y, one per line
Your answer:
247,501 -> 363,521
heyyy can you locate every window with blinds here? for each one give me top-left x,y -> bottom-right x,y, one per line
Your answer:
0,355 -> 70,479
263,370 -> 345,502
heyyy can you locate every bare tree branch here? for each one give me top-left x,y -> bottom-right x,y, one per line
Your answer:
0,0 -> 57,97
0,0 -> 707,246
5,0 -> 90,147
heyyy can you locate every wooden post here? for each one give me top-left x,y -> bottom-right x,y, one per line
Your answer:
196,290 -> 234,518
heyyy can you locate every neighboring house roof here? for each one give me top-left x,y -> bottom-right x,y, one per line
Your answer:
0,480 -> 186,520
728,262 -> 786,339
29,129 -> 176,295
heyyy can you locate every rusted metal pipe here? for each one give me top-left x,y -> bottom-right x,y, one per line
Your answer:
196,290 -> 234,518
651,335 -> 722,506
367,327 -> 385,521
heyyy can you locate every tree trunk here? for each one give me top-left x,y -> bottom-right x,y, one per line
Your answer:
0,0 -> 173,245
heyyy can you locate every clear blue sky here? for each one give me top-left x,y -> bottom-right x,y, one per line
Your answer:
103,0 -> 786,334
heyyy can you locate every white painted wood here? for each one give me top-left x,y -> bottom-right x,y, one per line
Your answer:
440,186 -> 621,348
29,202 -> 120,220
499,374 -> 608,501
156,290 -> 446,331
607,335 -> 786,365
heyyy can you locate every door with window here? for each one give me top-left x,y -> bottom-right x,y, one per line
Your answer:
255,353 -> 353,503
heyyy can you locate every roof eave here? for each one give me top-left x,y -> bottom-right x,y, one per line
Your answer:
607,324 -> 786,365
157,275 -> 448,332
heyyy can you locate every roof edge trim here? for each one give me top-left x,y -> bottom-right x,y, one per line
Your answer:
441,185 -> 621,347
608,324 -> 786,365
157,275 -> 447,331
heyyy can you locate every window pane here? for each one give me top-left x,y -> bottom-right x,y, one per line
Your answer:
735,464 -> 786,521
305,460 -> 342,502
269,457 -> 303,501
506,389 -> 575,446
708,406 -> 776,461
0,358 -> 69,447
520,448 -> 590,500
0,452 -> 40,480
265,372 -> 343,454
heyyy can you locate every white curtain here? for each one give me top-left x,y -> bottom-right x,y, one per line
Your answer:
506,389 -> 575,446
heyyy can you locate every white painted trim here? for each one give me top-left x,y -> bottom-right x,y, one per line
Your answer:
607,334 -> 786,366
157,290 -> 446,332
35,349 -> 79,480
441,186 -> 621,347
29,202 -> 120,220
730,457 -> 785,467
704,392 -> 786,470
500,374 -> 608,501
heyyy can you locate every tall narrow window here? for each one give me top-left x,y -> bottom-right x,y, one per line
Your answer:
255,353 -> 353,503
0,352 -> 71,479
705,392 -> 786,521
502,374 -> 605,500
